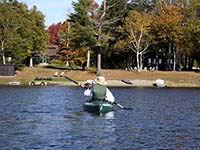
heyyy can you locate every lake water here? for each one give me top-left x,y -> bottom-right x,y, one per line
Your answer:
0,86 -> 200,150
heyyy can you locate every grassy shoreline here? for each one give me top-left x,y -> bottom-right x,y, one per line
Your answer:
0,67 -> 200,87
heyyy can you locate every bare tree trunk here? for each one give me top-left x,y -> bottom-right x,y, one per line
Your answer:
29,57 -> 33,67
97,54 -> 101,74
86,48 -> 90,68
66,22 -> 70,67
156,53 -> 158,70
136,52 -> 140,71
1,40 -> 6,64
173,48 -> 176,71
66,53 -> 69,66
96,0 -> 106,75
139,53 -> 143,71
2,48 -> 5,65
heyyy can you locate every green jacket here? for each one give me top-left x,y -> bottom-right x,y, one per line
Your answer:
92,83 -> 107,101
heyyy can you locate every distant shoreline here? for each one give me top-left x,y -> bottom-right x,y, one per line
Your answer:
47,79 -> 200,88
1,67 -> 200,88
1,79 -> 200,88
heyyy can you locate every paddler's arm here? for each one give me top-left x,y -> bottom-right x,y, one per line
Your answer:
84,89 -> 93,97
105,88 -> 115,103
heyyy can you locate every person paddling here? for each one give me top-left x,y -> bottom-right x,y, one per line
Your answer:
64,75 -> 131,110
83,76 -> 115,103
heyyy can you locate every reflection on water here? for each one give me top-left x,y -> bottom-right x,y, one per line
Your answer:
0,86 -> 200,150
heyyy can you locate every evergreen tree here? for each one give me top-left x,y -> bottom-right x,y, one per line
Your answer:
103,0 -> 129,37
101,0 -> 129,69
68,0 -> 97,68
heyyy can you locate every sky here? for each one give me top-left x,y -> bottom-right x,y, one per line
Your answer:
18,0 -> 103,27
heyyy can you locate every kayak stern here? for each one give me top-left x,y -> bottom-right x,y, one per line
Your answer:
83,101 -> 113,114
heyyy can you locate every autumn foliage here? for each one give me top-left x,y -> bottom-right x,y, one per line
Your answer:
47,22 -> 62,44
45,0 -> 200,71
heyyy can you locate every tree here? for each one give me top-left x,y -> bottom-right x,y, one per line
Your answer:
103,0 -> 128,38
68,0 -> 97,69
0,0 -> 47,67
180,0 -> 200,69
47,22 -> 62,45
100,0 -> 129,69
90,0 -> 129,73
123,10 -> 152,71
129,0 -> 156,12
151,5 -> 183,71
57,21 -> 71,66
0,0 -> 20,64
23,6 -> 47,67
95,0 -> 106,74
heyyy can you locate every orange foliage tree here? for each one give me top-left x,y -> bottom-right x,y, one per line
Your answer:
151,5 -> 183,70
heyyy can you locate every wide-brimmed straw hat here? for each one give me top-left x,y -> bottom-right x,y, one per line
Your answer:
94,76 -> 107,85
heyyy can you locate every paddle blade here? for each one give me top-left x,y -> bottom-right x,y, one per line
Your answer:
123,107 -> 133,110
114,102 -> 133,110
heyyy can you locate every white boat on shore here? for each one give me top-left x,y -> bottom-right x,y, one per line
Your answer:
153,79 -> 166,87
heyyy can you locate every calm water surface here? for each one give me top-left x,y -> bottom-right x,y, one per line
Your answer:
0,86 -> 200,150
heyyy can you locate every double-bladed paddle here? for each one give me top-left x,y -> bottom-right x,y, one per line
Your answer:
64,75 -> 133,110
64,75 -> 79,85
113,102 -> 133,110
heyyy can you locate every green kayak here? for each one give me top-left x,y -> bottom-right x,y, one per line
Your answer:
83,100 -> 114,114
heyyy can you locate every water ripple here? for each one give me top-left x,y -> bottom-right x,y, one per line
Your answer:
0,87 -> 200,150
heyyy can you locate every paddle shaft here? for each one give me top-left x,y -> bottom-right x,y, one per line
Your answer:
64,76 -> 79,85
113,102 -> 124,109
113,102 -> 133,110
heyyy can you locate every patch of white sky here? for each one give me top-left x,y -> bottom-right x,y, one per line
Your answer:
18,0 -> 103,27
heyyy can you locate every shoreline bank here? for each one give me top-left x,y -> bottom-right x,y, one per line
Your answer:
1,68 -> 200,88
1,79 -> 200,88
47,79 -> 200,88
